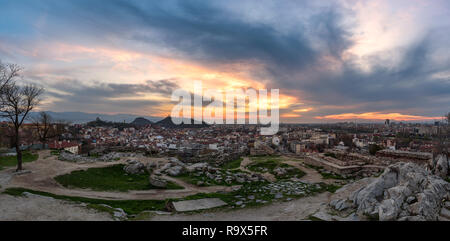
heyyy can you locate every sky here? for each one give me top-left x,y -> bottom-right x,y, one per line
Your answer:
0,0 -> 449,123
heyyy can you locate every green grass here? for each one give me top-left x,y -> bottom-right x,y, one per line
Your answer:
247,156 -> 305,179
0,151 -> 38,169
248,159 -> 279,172
322,184 -> 342,193
247,156 -> 282,173
50,150 -> 60,156
221,158 -> 243,170
277,163 -> 306,179
54,164 -> 184,192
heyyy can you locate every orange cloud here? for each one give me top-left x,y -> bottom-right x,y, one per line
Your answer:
281,113 -> 302,118
315,112 -> 441,121
293,107 -> 313,113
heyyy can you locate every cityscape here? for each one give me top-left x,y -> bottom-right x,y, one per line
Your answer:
0,0 -> 449,231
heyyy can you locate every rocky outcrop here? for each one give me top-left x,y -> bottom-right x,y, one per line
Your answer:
59,151 -> 124,163
166,165 -> 185,176
350,162 -> 450,221
149,175 -> 167,188
123,159 -> 146,175
432,154 -> 449,179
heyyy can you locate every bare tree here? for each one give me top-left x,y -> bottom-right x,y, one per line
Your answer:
0,61 -> 21,93
0,82 -> 44,171
32,111 -> 54,146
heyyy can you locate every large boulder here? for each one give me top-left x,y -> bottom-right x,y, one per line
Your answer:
168,157 -> 187,167
149,175 -> 167,188
166,165 -> 185,176
186,163 -> 208,172
433,154 -> 449,178
351,162 -> 450,221
123,161 -> 146,175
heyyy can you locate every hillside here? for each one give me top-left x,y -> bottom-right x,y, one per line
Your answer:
155,116 -> 209,128
131,117 -> 152,127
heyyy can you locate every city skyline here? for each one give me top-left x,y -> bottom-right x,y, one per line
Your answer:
1,0 -> 449,123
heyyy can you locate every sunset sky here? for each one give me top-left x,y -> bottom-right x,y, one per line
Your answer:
0,0 -> 449,123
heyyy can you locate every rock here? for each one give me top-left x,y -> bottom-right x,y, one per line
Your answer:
59,151 -> 125,163
406,196 -> 417,204
149,175 -> 167,188
444,201 -> 450,209
206,173 -> 215,179
440,207 -> 450,219
186,163 -> 208,172
166,165 -> 185,176
247,195 -> 255,200
351,162 -> 450,221
123,161 -> 146,175
273,167 -> 287,177
275,193 -> 283,199
160,163 -> 172,171
433,154 -> 449,178
112,208 -> 127,219
379,199 -> 400,221
235,201 -> 243,206
126,159 -> 138,164
236,177 -> 246,183
168,157 -> 187,167
146,162 -> 157,172
330,199 -> 351,211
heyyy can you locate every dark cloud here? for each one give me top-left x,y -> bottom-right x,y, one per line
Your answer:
43,78 -> 178,113
1,0 -> 449,120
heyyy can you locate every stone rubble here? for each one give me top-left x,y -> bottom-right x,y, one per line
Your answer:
58,151 -> 127,163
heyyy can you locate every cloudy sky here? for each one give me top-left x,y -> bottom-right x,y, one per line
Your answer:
0,0 -> 449,123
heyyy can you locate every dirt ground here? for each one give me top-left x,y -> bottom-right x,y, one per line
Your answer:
0,192 -> 112,221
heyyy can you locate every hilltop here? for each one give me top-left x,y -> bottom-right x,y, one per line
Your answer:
155,116 -> 209,128
131,117 -> 153,127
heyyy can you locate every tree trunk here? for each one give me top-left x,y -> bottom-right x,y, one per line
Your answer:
15,127 -> 22,172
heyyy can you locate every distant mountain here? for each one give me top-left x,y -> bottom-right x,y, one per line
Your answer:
25,111 -> 162,124
131,117 -> 152,126
155,116 -> 209,128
